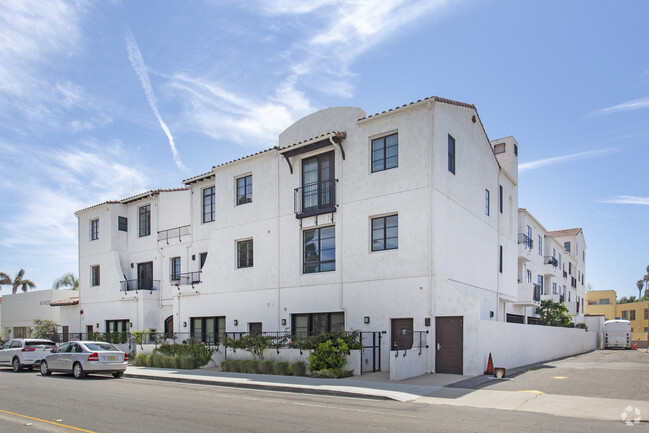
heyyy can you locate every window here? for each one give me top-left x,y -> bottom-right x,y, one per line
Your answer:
537,275 -> 543,293
622,311 -> 628,320
237,239 -> 253,268
91,265 -> 100,286
203,186 -> 215,223
552,282 -> 557,295
137,262 -> 153,291
139,205 -> 151,237
645,309 -> 648,320
90,219 -> 99,240
292,312 -> 344,337
448,134 -> 456,174
514,143 -> 518,156
538,235 -> 542,255
553,248 -> 556,259
630,310 -> 636,321
371,215 -> 398,251
558,253 -> 562,269
526,269 -> 532,283
303,226 -> 335,273
485,189 -> 490,215
190,316 -> 225,344
236,175 -> 252,205
568,291 -> 571,302
569,262 -> 572,275
494,143 -> 505,154
564,241 -> 571,253
106,320 -> 130,334
249,322 -> 262,335
118,216 -> 128,232
371,133 -> 398,172
300,151 -> 335,216
576,242 -> 579,256
499,185 -> 503,214
171,257 -> 181,281
499,245 -> 503,273
200,252 -> 208,270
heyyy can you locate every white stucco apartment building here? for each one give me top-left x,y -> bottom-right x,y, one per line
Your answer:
70,96 -> 592,376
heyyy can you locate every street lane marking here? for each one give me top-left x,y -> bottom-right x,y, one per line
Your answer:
553,376 -> 569,379
518,390 -> 544,394
0,409 -> 97,433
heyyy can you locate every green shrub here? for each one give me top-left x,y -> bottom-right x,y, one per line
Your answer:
273,361 -> 290,376
154,343 -> 215,367
308,338 -> 348,372
289,361 -> 307,376
221,359 -> 235,372
179,355 -> 194,369
134,353 -> 150,366
240,359 -> 259,374
301,331 -> 361,351
309,368 -> 353,379
258,359 -> 274,374
150,352 -> 165,367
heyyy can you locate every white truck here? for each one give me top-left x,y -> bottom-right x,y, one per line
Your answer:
0,339 -> 57,371
604,319 -> 632,349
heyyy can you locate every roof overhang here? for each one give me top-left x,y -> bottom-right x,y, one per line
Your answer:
278,132 -> 346,173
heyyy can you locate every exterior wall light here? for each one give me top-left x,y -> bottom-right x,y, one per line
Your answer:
281,319 -> 286,326
364,316 -> 370,324
183,321 -> 187,328
233,320 -> 238,326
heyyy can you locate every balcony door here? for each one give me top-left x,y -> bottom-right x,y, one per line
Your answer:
302,151 -> 335,213
138,262 -> 153,290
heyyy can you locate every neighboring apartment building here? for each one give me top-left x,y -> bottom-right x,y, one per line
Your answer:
586,289 -> 649,347
517,210 -> 586,325
73,97 -> 588,375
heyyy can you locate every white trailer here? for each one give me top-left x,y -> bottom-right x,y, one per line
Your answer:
604,319 -> 632,349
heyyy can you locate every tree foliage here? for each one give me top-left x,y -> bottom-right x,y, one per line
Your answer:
33,319 -> 60,339
52,272 -> 78,290
536,300 -> 572,327
619,296 -> 637,304
0,269 -> 36,294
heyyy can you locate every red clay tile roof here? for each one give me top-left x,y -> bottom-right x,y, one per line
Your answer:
120,188 -> 189,204
50,296 -> 79,306
74,201 -> 121,215
182,170 -> 215,185
358,96 -> 476,121
546,228 -> 583,237
212,147 -> 276,170
277,131 -> 346,152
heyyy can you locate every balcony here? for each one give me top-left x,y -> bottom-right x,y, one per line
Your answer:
158,225 -> 191,244
515,283 -> 542,307
544,256 -> 558,267
170,271 -> 202,287
120,279 -> 160,292
294,179 -> 337,219
571,277 -> 577,288
517,234 -> 533,250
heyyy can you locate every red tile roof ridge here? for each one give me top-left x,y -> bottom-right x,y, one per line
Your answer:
50,296 -> 79,306
277,131 -> 346,152
358,96 -> 476,121
546,228 -> 583,237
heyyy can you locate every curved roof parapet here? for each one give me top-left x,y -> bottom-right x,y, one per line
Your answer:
279,106 -> 365,149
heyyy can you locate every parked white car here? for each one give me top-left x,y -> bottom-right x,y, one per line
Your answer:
0,339 -> 57,372
39,341 -> 128,379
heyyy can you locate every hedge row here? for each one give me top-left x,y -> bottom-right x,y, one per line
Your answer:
221,359 -> 307,376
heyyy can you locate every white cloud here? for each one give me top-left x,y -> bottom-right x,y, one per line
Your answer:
592,96 -> 649,116
518,148 -> 615,172
600,196 -> 649,206
125,29 -> 187,171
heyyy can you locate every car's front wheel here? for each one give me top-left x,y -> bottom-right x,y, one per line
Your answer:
72,362 -> 86,379
112,372 -> 123,378
12,357 -> 22,372
40,361 -> 51,376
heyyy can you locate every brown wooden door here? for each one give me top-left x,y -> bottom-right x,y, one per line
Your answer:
435,316 -> 463,374
391,318 -> 413,350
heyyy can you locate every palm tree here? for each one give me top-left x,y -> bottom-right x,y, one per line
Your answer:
637,280 -> 645,300
52,272 -> 78,291
0,269 -> 36,294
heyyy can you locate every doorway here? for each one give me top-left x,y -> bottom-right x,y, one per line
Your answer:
435,316 -> 463,374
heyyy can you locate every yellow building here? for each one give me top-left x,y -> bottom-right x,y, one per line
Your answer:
586,290 -> 649,347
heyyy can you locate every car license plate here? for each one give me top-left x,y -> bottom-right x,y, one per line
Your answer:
107,355 -> 116,361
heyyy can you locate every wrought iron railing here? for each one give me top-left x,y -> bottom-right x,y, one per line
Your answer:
170,271 -> 201,286
120,279 -> 160,292
532,283 -> 542,302
517,233 -> 533,249
392,330 -> 429,355
294,179 -> 337,218
158,225 -> 191,244
544,256 -> 558,267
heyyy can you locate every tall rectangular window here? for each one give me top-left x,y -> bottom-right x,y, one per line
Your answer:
630,310 -> 636,321
301,151 -> 335,215
90,219 -> 99,240
564,241 -> 571,252
236,175 -> 252,205
91,265 -> 100,286
448,134 -> 456,174
371,133 -> 398,173
371,214 -> 398,251
190,316 -> 225,344
538,235 -> 542,255
203,186 -> 215,223
558,253 -> 562,269
200,252 -> 208,269
485,189 -> 490,215
499,185 -> 503,214
552,282 -> 557,295
526,269 -> 532,283
303,226 -> 335,273
499,245 -> 503,273
118,216 -> 128,232
106,320 -> 130,334
138,205 -> 151,237
171,257 -> 181,281
237,239 -> 253,268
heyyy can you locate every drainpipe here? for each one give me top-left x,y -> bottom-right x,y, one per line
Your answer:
329,136 -> 347,326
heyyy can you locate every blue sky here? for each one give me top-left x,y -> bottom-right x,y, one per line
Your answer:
0,0 -> 647,298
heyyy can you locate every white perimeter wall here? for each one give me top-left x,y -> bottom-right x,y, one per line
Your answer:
474,321 -> 597,376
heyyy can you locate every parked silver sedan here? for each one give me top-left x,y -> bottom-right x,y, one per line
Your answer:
40,341 -> 128,379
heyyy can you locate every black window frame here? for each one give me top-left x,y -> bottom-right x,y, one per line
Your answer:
200,252 -> 208,270
237,239 -> 253,269
118,216 -> 128,232
448,134 -> 456,174
499,185 -> 503,214
303,225 -> 335,274
138,204 -> 151,237
91,265 -> 100,286
499,245 -> 503,273
106,319 -> 130,334
170,257 -> 181,281
90,219 -> 99,241
190,316 -> 225,344
371,133 -> 398,173
203,186 -> 215,223
371,214 -> 398,252
485,189 -> 490,216
236,175 -> 252,205
291,312 -> 344,337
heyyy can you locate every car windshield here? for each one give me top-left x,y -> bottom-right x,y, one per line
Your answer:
26,341 -> 56,348
83,343 -> 120,352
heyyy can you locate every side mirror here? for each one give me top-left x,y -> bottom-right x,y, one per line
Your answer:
50,348 -> 57,353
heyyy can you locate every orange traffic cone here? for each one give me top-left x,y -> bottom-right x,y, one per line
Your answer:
484,353 -> 494,375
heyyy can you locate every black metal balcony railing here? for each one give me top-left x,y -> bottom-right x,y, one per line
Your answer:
517,233 -> 533,249
532,283 -> 542,302
563,270 -> 568,279
544,256 -> 558,267
170,271 -> 201,286
158,225 -> 191,244
120,279 -> 160,292
294,179 -> 337,218
571,277 -> 577,288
